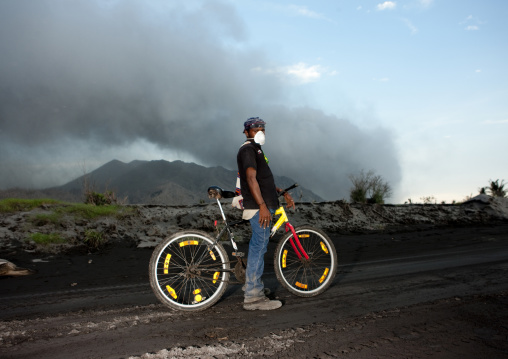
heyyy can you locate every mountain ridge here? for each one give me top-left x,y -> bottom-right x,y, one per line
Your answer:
3,159 -> 323,205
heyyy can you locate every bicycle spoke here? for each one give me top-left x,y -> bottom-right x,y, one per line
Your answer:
149,231 -> 231,310
276,227 -> 337,296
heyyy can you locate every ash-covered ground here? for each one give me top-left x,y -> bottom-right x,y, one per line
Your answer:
1,195 -> 508,358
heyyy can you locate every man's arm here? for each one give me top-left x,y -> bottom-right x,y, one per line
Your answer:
246,167 -> 272,228
276,187 -> 296,210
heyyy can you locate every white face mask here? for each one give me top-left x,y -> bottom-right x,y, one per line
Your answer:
253,131 -> 265,145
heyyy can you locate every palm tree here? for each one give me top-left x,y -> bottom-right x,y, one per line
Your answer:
487,179 -> 506,197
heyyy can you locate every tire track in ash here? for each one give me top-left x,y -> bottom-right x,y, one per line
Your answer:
2,243 -> 507,319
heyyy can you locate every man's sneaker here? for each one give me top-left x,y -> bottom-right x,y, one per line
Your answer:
242,284 -> 271,296
243,297 -> 282,311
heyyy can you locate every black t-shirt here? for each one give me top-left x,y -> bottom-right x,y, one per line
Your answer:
237,140 -> 279,210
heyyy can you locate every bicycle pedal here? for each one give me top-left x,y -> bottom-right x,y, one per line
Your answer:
232,252 -> 245,257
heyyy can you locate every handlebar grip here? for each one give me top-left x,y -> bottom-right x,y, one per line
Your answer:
278,183 -> 298,197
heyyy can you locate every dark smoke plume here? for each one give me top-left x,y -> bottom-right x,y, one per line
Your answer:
0,0 -> 400,200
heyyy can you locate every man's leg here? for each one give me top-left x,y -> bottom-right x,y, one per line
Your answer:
244,210 -> 270,300
244,210 -> 282,310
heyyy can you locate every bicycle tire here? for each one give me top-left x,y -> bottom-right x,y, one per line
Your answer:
149,230 -> 230,311
274,226 -> 337,297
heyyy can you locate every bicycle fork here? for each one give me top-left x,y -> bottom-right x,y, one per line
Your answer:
271,207 -> 309,260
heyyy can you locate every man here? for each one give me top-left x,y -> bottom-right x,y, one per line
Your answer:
237,117 -> 295,310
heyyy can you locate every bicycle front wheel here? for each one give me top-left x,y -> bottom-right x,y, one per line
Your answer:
274,226 -> 337,297
149,230 -> 230,311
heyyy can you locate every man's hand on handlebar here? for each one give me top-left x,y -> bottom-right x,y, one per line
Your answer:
284,192 -> 296,210
277,187 -> 296,210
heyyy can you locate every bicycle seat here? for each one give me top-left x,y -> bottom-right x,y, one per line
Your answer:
208,186 -> 236,199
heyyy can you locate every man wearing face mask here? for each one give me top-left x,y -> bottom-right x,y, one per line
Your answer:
237,117 -> 296,310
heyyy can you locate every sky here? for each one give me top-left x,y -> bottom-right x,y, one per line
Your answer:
0,0 -> 506,203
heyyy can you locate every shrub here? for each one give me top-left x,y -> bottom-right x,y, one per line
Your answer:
350,188 -> 367,203
85,190 -> 118,206
348,170 -> 392,204
81,169 -> 123,205
420,196 -> 436,204
370,191 -> 385,204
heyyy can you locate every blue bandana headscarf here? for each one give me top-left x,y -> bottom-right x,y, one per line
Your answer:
243,117 -> 266,132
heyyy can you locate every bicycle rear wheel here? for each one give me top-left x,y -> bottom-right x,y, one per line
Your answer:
149,230 -> 230,311
274,226 -> 337,297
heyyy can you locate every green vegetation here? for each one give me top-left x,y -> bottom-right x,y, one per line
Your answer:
84,230 -> 105,250
26,203 -> 133,228
0,198 -> 61,213
31,212 -> 62,226
348,170 -> 392,204
28,232 -> 66,245
3,195 -> 135,251
85,190 -> 119,206
0,198 -> 131,219
350,188 -> 367,204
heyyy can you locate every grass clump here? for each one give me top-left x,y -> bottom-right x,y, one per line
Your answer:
26,203 -> 134,227
28,232 -> 66,245
1,198 -> 134,220
84,230 -> 105,250
31,212 -> 63,226
0,198 -> 62,213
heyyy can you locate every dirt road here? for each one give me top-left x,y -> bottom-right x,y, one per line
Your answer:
1,224 -> 508,358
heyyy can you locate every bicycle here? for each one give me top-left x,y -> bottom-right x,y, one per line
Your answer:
149,184 -> 338,311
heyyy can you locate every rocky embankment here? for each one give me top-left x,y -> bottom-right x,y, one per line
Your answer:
1,195 -> 507,254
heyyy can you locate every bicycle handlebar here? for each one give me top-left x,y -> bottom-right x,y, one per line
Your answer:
278,183 -> 298,197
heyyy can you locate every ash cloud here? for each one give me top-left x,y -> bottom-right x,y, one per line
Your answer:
0,0 -> 400,200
